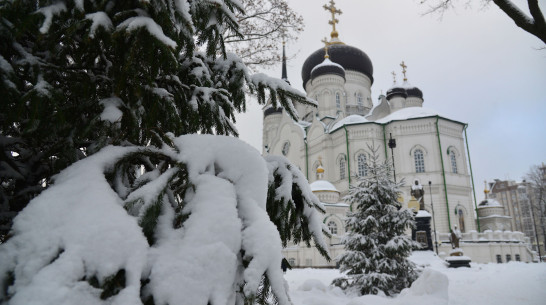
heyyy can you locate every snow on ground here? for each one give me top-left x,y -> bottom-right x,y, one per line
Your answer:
284,251 -> 546,305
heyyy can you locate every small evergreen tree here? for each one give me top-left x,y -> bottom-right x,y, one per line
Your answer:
333,145 -> 418,296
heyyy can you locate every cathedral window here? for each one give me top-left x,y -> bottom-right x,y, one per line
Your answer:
336,92 -> 341,109
328,221 -> 338,235
414,149 -> 425,173
339,158 -> 346,180
496,255 -> 502,263
357,154 -> 367,177
457,208 -> 465,232
515,254 -> 520,261
449,149 -> 458,174
506,254 -> 511,262
356,93 -> 363,107
288,258 -> 296,266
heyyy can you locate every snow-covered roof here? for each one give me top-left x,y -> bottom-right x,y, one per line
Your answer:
330,107 -> 464,133
416,210 -> 432,218
375,107 -> 443,124
330,114 -> 369,131
323,202 -> 350,207
478,214 -> 511,219
310,58 -> 344,74
478,199 -> 502,207
389,80 -> 416,90
310,180 -> 339,192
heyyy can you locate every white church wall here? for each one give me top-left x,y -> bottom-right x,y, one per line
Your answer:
436,231 -> 534,263
344,71 -> 372,110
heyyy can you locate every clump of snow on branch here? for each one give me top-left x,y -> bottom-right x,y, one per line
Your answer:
0,135 -> 299,305
85,12 -> 113,38
264,155 -> 331,259
36,2 -> 67,34
117,17 -> 177,49
99,97 -> 124,123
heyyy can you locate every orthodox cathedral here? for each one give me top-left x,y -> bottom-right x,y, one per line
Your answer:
263,1 -> 534,266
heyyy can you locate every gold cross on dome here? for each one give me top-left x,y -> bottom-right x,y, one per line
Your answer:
323,0 -> 342,39
321,37 -> 330,58
400,61 -> 408,82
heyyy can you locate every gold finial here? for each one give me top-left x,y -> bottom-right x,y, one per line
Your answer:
400,61 -> 408,82
484,180 -> 490,198
321,37 -> 330,59
323,0 -> 342,41
391,71 -> 397,85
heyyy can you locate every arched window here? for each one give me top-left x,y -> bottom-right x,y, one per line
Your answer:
458,208 -> 465,232
335,92 -> 341,109
339,157 -> 346,180
449,149 -> 458,174
414,149 -> 425,173
328,221 -> 338,235
357,93 -> 363,107
357,154 -> 367,177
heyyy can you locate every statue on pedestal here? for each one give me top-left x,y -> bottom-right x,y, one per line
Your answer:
410,180 -> 425,210
450,225 -> 462,249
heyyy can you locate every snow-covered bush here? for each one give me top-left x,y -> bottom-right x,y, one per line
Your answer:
332,145 -> 418,296
0,135 -> 327,305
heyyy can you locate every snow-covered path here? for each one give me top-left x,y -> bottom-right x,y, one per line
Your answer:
284,252 -> 546,305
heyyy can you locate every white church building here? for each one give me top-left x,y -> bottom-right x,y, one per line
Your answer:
263,1 -> 535,266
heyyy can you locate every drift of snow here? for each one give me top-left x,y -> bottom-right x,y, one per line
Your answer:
117,16 -> 177,49
0,135 -> 302,305
285,251 -> 546,305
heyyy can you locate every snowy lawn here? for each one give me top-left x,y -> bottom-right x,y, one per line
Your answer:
284,251 -> 546,305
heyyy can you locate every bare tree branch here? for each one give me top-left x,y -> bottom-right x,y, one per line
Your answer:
420,0 -> 546,45
492,0 -> 546,44
223,0 -> 304,71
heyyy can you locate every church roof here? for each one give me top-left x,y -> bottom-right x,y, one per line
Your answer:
329,107 -> 465,133
386,81 -> 423,100
310,58 -> 346,81
310,180 -> 339,192
478,198 -> 503,207
302,44 -> 373,88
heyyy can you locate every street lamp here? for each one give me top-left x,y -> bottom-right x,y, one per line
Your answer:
388,133 -> 396,183
429,181 -> 439,255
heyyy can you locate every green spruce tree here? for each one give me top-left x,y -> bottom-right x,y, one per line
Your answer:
0,1 -> 328,304
0,0 -> 315,240
333,145 -> 418,296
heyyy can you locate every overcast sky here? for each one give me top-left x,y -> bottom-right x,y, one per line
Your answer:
235,0 -> 546,201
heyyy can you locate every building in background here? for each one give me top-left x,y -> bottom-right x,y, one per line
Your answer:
488,175 -> 546,254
